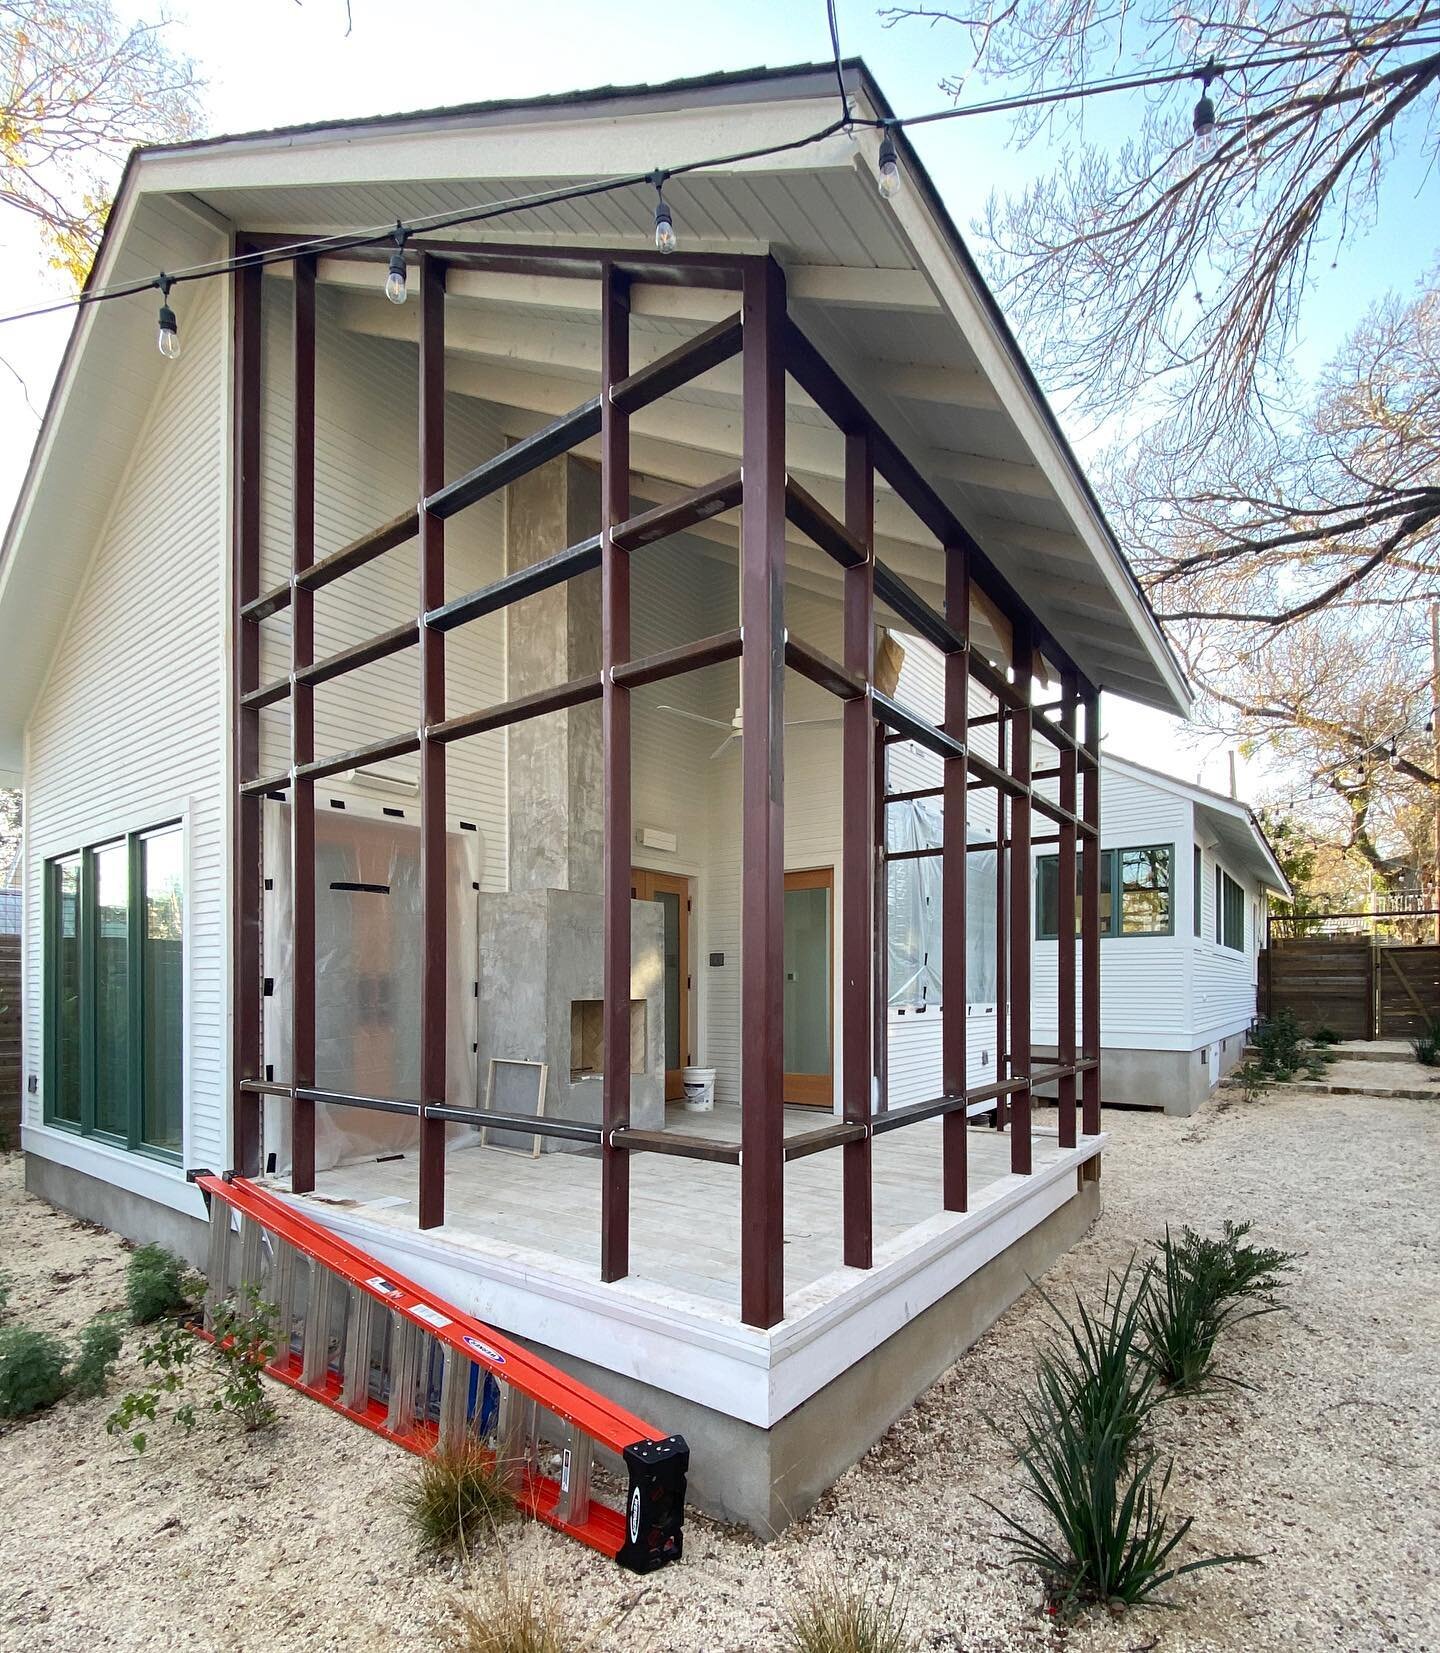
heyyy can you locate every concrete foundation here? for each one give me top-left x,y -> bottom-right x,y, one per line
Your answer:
520,1178 -> 1101,1534
25,1154 -> 209,1269
1035,1033 -> 1248,1116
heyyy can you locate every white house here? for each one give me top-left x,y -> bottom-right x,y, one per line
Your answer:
0,62 -> 1193,1530
1034,755 -> 1290,1113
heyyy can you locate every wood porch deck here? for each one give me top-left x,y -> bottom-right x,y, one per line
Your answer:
276,1105 -> 1088,1322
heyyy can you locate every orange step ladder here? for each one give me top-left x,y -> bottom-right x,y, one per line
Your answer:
194,1172 -> 687,1571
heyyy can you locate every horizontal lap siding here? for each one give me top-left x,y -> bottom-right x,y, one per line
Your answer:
1193,842 -> 1262,1042
24,281 -> 227,1167
1033,768 -> 1191,1051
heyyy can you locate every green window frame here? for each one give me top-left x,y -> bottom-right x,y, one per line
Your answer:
43,823 -> 183,1160
1216,866 -> 1245,951
1036,843 -> 1173,940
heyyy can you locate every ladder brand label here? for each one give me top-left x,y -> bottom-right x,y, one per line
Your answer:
365,1275 -> 403,1298
409,1303 -> 452,1329
462,1334 -> 506,1365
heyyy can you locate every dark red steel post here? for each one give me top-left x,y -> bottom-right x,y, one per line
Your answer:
291,256 -> 318,1192
992,704 -> 1009,1130
942,547 -> 970,1209
417,254 -> 448,1229
739,258 -> 787,1330
1008,624 -> 1034,1175
600,263 -> 633,1283
1081,685 -> 1102,1137
873,734 -> 888,1112
231,254 -> 263,1177
841,429 -> 874,1269
1056,670 -> 1078,1149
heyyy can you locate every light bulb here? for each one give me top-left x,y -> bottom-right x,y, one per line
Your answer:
157,290 -> 180,360
654,196 -> 676,255
1191,72 -> 1218,162
385,249 -> 408,304
877,133 -> 901,199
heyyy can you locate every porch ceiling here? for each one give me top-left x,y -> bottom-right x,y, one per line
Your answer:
0,60 -> 1188,777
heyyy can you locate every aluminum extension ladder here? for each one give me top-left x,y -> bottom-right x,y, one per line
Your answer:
194,1172 -> 687,1572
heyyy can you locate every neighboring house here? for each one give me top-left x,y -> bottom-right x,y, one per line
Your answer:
1034,755 -> 1290,1114
0,62 -> 1191,1531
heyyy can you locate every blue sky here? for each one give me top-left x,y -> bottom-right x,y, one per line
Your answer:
2,0 -> 1435,790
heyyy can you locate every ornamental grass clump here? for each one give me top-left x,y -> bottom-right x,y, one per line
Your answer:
403,1441 -> 516,1558
1140,1222 -> 1297,1393
782,1573 -> 912,1653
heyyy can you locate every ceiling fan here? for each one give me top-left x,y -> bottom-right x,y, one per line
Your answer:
654,702 -> 842,760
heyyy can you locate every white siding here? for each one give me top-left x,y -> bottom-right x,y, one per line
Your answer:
1033,765 -> 1192,1051
1192,839 -> 1263,1043
24,278 -> 229,1182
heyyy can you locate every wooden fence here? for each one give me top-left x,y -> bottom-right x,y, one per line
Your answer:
1258,935 -> 1440,1041
0,933 -> 19,1148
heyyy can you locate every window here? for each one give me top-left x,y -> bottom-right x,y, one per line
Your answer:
1193,845 -> 1203,938
1216,867 -> 1245,951
1036,844 -> 1171,939
44,824 -> 183,1156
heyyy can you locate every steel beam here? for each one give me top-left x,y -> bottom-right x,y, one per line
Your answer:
1057,672 -> 1078,1149
1008,624 -> 1034,1175
942,544 -> 969,1210
291,255 -> 317,1194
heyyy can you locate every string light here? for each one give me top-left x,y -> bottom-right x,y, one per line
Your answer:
877,130 -> 902,199
156,275 -> 180,360
0,27 -> 1435,341
651,172 -> 677,254
1192,60 -> 1219,159
384,223 -> 408,304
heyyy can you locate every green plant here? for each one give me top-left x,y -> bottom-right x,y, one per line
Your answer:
1247,1008 -> 1305,1081
1411,1018 -> 1440,1067
403,1441 -> 516,1557
208,1286 -> 278,1432
106,1287 -> 280,1451
439,1569 -> 575,1653
68,1313 -> 124,1400
0,1325 -> 71,1419
125,1243 -> 196,1326
1310,1026 -> 1341,1046
1033,1261 -> 1159,1464
0,1271 -> 10,1316
783,1575 -> 912,1653
989,1402 -> 1251,1612
1140,1223 -> 1297,1392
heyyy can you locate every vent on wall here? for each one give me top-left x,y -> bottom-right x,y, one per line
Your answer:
341,764 -> 419,798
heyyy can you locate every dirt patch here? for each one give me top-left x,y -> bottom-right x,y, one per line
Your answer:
2,1088 -> 1437,1651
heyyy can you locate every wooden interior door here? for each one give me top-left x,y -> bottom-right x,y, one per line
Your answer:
631,869 -> 690,1101
784,866 -> 834,1106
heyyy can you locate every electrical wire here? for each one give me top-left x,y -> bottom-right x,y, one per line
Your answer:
825,0 -> 852,125
0,25 -> 1436,331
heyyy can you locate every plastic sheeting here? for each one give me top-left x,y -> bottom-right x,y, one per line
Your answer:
885,796 -> 997,1009
261,800 -> 482,1175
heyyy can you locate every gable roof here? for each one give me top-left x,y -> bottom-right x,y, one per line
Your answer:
0,58 -> 1189,782
1103,753 -> 1292,898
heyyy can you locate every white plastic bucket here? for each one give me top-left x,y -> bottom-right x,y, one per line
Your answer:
681,1066 -> 716,1112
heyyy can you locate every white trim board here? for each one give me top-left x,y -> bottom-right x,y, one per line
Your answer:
284,1133 -> 1104,1429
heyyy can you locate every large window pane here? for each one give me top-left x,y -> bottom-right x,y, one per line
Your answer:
51,857 -> 82,1125
1118,846 -> 1172,935
92,842 -> 130,1137
141,829 -> 184,1151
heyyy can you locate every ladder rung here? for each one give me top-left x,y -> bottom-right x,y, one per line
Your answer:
497,1383 -> 538,1490
385,1312 -> 420,1434
272,1240 -> 298,1366
438,1345 -> 472,1450
301,1265 -> 335,1389
557,1423 -> 593,1526
342,1285 -> 375,1411
238,1213 -> 264,1297
203,1204 -> 233,1331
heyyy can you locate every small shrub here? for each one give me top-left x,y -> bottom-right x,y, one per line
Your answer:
1310,1026 -> 1341,1046
1412,1018 -> 1440,1067
404,1441 -> 516,1557
1140,1223 -> 1297,1392
125,1244 -> 195,1325
106,1314 -> 198,1451
0,1325 -> 71,1419
439,1569 -> 572,1653
783,1575 -> 911,1653
209,1286 -> 279,1432
68,1313 -> 125,1400
0,1271 -> 11,1316
989,1406 -> 1250,1611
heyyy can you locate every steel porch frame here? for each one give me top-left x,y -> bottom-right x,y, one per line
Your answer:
228,238 -> 1102,1334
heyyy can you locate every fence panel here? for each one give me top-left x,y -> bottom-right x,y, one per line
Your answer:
1376,944 -> 1440,1039
1259,936 -> 1374,1040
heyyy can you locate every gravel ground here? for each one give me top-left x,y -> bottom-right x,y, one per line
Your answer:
1,1086 -> 1437,1652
